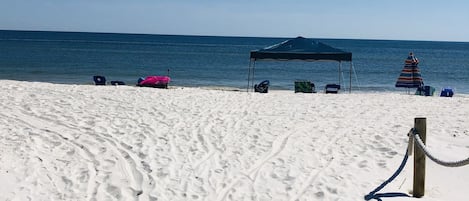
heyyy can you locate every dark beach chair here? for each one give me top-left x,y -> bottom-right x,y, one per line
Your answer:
110,81 -> 125,86
254,80 -> 270,93
93,76 -> 106,85
415,86 -> 435,96
325,84 -> 340,94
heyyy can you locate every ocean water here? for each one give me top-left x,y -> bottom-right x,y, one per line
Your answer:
1,30 -> 469,93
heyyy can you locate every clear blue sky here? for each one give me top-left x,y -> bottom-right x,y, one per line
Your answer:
1,0 -> 468,42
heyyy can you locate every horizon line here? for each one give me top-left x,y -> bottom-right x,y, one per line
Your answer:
1,29 -> 468,43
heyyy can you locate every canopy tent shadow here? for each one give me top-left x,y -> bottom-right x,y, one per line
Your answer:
247,36 -> 357,92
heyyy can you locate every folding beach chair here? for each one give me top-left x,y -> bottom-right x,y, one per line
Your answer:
325,84 -> 340,94
93,76 -> 106,85
415,85 -> 435,96
254,80 -> 270,93
110,81 -> 125,86
294,80 -> 316,93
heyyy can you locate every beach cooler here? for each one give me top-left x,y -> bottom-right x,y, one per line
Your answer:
295,80 -> 315,93
415,86 -> 435,96
440,87 -> 454,97
137,76 -> 171,88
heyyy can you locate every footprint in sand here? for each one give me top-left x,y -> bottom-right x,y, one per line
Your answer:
374,135 -> 383,140
155,167 -> 169,178
326,186 -> 338,194
76,168 -> 89,183
102,159 -> 116,169
377,160 -> 387,168
106,184 -> 122,199
141,161 -> 152,173
358,160 -> 368,168
315,191 -> 325,198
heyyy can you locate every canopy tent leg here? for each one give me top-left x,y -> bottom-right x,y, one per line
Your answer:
338,62 -> 342,86
351,62 -> 360,92
251,61 -> 256,91
349,62 -> 352,93
340,62 -> 347,91
247,60 -> 256,92
247,60 -> 252,92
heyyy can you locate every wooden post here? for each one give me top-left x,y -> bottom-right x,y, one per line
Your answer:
413,117 -> 426,198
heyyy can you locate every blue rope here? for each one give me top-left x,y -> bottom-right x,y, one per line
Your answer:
364,149 -> 409,200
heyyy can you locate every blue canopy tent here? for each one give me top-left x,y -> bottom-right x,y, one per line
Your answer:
247,36 -> 354,92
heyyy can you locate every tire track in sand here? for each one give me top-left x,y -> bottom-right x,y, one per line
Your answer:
287,125 -> 346,201
215,132 -> 292,201
0,112 -> 99,200
3,107 -> 158,201
41,112 -> 161,201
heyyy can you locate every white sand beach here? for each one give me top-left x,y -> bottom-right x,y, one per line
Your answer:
0,80 -> 468,201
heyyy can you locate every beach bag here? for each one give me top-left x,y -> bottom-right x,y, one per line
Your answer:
440,88 -> 454,97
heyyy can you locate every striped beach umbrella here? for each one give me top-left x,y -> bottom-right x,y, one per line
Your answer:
395,54 -> 423,88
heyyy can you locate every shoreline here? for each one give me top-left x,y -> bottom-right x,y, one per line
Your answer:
2,79 -> 467,96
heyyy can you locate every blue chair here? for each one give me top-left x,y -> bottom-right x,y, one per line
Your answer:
137,77 -> 145,85
93,76 -> 106,85
254,80 -> 270,93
